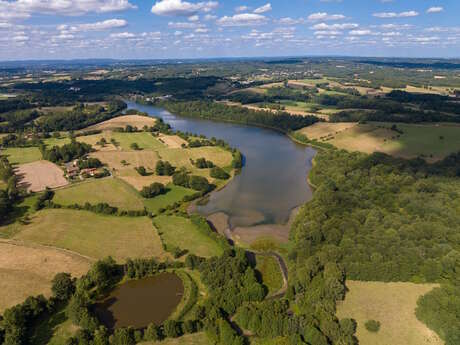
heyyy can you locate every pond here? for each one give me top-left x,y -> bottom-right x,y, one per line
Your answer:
94,273 -> 184,329
126,101 -> 316,229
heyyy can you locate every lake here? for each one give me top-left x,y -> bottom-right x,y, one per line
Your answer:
94,273 -> 184,329
126,101 -> 315,229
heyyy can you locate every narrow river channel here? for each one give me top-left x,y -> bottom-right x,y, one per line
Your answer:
126,101 -> 316,230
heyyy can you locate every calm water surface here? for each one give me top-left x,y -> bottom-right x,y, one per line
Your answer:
126,101 -> 315,228
94,273 -> 183,329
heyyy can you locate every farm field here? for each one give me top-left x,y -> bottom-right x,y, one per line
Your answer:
336,280 -> 443,345
12,209 -> 167,262
16,160 -> 68,192
0,241 -> 91,312
43,136 -> 71,147
298,122 -> 460,161
79,131 -> 165,151
3,146 -> 42,164
143,184 -> 196,213
53,178 -> 145,210
153,215 -> 223,258
85,114 -> 157,131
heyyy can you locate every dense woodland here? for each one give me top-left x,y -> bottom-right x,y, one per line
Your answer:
291,149 -> 460,344
156,100 -> 319,132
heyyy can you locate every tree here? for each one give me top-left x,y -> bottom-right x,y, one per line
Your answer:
51,272 -> 75,301
364,320 -> 381,333
140,182 -> 166,198
130,142 -> 140,150
210,166 -> 230,180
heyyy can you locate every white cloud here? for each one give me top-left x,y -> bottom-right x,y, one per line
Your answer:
0,0 -> 136,20
151,0 -> 218,17
204,14 -> 216,20
311,23 -> 359,31
216,13 -> 268,27
373,11 -> 419,18
168,21 -> 205,29
254,3 -> 271,14
188,15 -> 199,21
307,12 -> 345,22
277,17 -> 304,25
349,30 -> 372,36
110,32 -> 136,38
72,19 -> 127,31
427,7 -> 443,14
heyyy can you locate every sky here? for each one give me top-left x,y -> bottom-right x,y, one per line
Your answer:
0,0 -> 459,60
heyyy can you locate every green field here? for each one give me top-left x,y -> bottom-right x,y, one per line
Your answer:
54,178 -> 145,211
79,132 -> 165,151
3,147 -> 42,165
336,281 -> 442,345
12,209 -> 167,262
140,333 -> 210,345
143,184 -> 196,213
153,215 -> 223,258
43,136 -> 71,148
255,255 -> 283,294
299,122 -> 460,161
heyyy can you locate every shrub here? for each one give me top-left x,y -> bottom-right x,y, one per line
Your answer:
364,320 -> 381,333
140,183 -> 166,198
210,166 -> 230,180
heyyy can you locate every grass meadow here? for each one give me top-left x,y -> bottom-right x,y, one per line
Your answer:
3,147 -> 42,164
336,280 -> 443,345
53,178 -> 145,210
153,215 -> 223,258
13,209 -> 168,262
299,122 -> 460,161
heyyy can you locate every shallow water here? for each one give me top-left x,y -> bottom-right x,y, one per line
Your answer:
126,101 -> 315,228
94,273 -> 184,329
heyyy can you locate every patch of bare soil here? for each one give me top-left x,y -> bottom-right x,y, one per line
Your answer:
16,160 -> 68,192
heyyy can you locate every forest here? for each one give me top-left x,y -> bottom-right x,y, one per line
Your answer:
291,149 -> 460,344
155,100 -> 319,132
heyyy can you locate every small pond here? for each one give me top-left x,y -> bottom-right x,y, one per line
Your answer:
94,273 -> 184,330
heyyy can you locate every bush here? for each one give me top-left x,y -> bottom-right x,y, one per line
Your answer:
155,160 -> 175,176
194,157 -> 214,169
51,272 -> 75,301
210,166 -> 230,180
130,142 -> 141,150
135,166 -> 148,176
140,183 -> 166,198
364,320 -> 381,333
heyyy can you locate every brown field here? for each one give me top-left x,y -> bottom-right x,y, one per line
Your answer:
84,115 -> 157,131
0,240 -> 91,312
16,160 -> 68,192
158,134 -> 188,148
91,150 -> 171,190
297,122 -> 356,140
336,281 -> 443,345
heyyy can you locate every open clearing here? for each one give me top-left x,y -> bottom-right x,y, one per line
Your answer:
336,280 -> 443,345
84,115 -> 157,131
140,332 -> 210,345
0,240 -> 91,312
255,255 -> 283,294
153,215 -> 223,258
53,178 -> 145,210
3,146 -> 43,165
16,160 -> 68,192
158,134 -> 188,148
143,184 -> 196,213
298,122 -> 460,161
13,209 -> 168,262
79,131 -> 164,151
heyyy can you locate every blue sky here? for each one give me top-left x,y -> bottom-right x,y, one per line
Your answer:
0,0 -> 458,60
